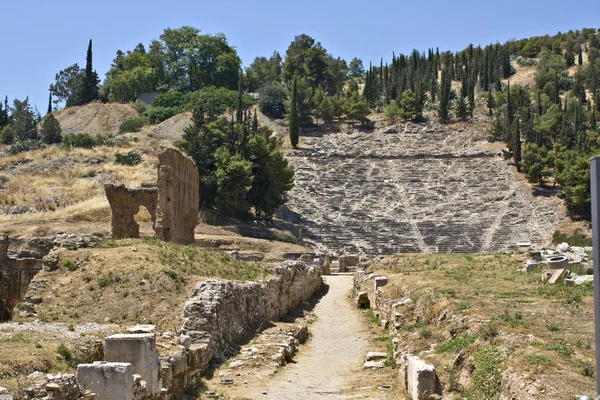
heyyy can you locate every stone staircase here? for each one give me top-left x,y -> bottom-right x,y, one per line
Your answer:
278,125 -> 562,255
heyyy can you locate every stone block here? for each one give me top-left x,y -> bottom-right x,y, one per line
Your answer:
339,255 -> 360,271
374,276 -> 388,289
104,333 -> 160,394
77,362 -> 133,400
406,355 -> 437,400
547,268 -> 567,285
546,256 -> 568,270
366,352 -> 387,361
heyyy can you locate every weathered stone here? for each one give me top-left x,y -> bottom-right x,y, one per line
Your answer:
77,362 -> 133,400
364,360 -> 386,368
339,255 -> 359,272
356,292 -> 370,308
547,269 -> 567,285
104,184 -> 158,239
574,275 -> 594,285
546,256 -> 568,270
104,334 -> 161,394
405,355 -> 438,400
154,148 -> 199,244
374,276 -> 388,289
366,352 -> 388,361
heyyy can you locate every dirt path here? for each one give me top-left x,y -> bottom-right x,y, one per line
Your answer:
238,275 -> 378,399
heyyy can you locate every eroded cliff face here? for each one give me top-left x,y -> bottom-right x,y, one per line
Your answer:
281,124 -> 562,255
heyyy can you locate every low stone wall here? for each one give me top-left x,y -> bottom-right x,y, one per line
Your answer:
182,260 -> 322,358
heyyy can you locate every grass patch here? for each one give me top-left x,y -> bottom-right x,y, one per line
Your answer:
524,353 -> 554,366
63,259 -> 78,272
466,346 -> 503,400
552,229 -> 592,247
436,333 -> 476,353
494,310 -> 525,328
539,341 -> 572,358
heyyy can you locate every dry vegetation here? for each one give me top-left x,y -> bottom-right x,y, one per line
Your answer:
367,253 -> 595,399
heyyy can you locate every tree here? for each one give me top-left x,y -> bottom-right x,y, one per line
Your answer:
289,77 -> 299,148
349,58 -> 365,78
522,144 -> 551,186
455,96 -> 468,121
81,39 -> 100,104
258,84 -> 287,118
11,98 -> 38,141
246,52 -> 283,91
344,91 -> 370,125
40,113 -> 62,144
49,64 -> 83,106
47,92 -> 53,115
214,147 -> 253,216
282,34 -> 329,89
0,96 -> 9,129
399,89 -> 417,120
385,101 -> 401,123
438,67 -> 451,123
578,47 -> 584,66
512,118 -> 522,171
318,96 -> 335,123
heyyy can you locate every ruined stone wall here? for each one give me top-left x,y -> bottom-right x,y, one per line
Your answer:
181,261 -> 322,358
154,149 -> 199,244
104,184 -> 158,239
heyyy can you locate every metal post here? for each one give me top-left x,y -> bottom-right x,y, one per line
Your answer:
590,156 -> 600,395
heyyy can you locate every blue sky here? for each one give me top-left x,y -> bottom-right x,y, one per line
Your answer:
2,0 -> 599,111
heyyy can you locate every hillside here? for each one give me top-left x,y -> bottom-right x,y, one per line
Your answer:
54,103 -> 138,136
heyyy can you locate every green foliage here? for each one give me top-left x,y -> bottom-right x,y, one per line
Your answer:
399,89 -> 418,120
119,116 -> 146,133
555,150 -> 591,217
258,84 -> 287,118
115,151 -> 142,166
9,140 -> 44,155
551,229 -> 592,247
185,86 -> 255,116
1,125 -> 15,145
479,323 -> 499,341
522,144 -> 551,185
97,273 -> 114,288
455,96 -> 468,121
344,91 -> 370,125
494,310 -> 525,328
143,106 -> 179,124
246,51 -> 282,92
63,259 -> 78,272
62,133 -> 105,149
289,78 -> 300,147
466,346 -> 503,400
57,343 -> 73,362
436,333 -> 476,353
11,97 -> 38,141
214,148 -> 254,216
385,101 -> 401,123
152,91 -> 186,108
181,107 -> 293,219
40,113 -> 62,144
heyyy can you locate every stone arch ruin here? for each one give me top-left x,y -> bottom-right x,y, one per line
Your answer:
105,148 -> 199,245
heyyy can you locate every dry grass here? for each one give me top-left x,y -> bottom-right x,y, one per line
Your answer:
15,238 -> 271,329
368,253 -> 596,398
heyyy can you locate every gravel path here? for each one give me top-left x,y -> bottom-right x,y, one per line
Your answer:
241,275 -> 372,399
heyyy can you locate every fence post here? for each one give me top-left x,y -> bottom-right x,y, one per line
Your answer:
590,156 -> 600,395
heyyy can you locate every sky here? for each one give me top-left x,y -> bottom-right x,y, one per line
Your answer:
2,0 -> 600,111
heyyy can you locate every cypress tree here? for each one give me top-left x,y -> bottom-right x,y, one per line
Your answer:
82,39 -> 99,104
236,69 -> 243,123
554,71 -> 560,104
578,47 -> 583,66
438,68 -> 450,123
487,90 -> 495,116
513,117 -> 521,172
252,109 -> 258,133
289,77 -> 299,148
47,92 -> 52,115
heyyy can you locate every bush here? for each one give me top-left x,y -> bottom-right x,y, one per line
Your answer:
62,133 -> 105,149
185,86 -> 255,115
1,125 -> 15,145
119,116 -> 146,133
143,106 -> 179,124
115,151 -> 142,166
63,259 -> 78,272
258,84 -> 287,118
9,139 -> 44,154
152,91 -> 186,108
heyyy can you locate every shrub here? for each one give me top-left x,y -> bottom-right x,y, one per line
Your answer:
436,333 -> 476,353
152,91 -> 186,108
115,151 -> 142,166
185,86 -> 255,114
62,133 -> 105,149
258,84 -> 287,118
143,106 -> 179,124
40,113 -> 62,144
1,125 -> 15,144
119,116 -> 146,133
9,139 -> 44,154
63,259 -> 78,272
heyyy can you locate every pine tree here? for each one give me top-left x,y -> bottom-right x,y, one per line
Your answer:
289,77 -> 299,148
82,39 -> 100,104
40,113 -> 62,144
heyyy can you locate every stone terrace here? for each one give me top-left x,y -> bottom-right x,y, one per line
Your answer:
279,124 -> 562,255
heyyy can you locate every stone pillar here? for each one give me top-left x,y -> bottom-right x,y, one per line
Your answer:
104,334 -> 161,394
322,255 -> 331,275
77,362 -> 133,400
154,148 -> 199,244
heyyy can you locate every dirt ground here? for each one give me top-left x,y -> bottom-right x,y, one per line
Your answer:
205,274 -> 400,400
